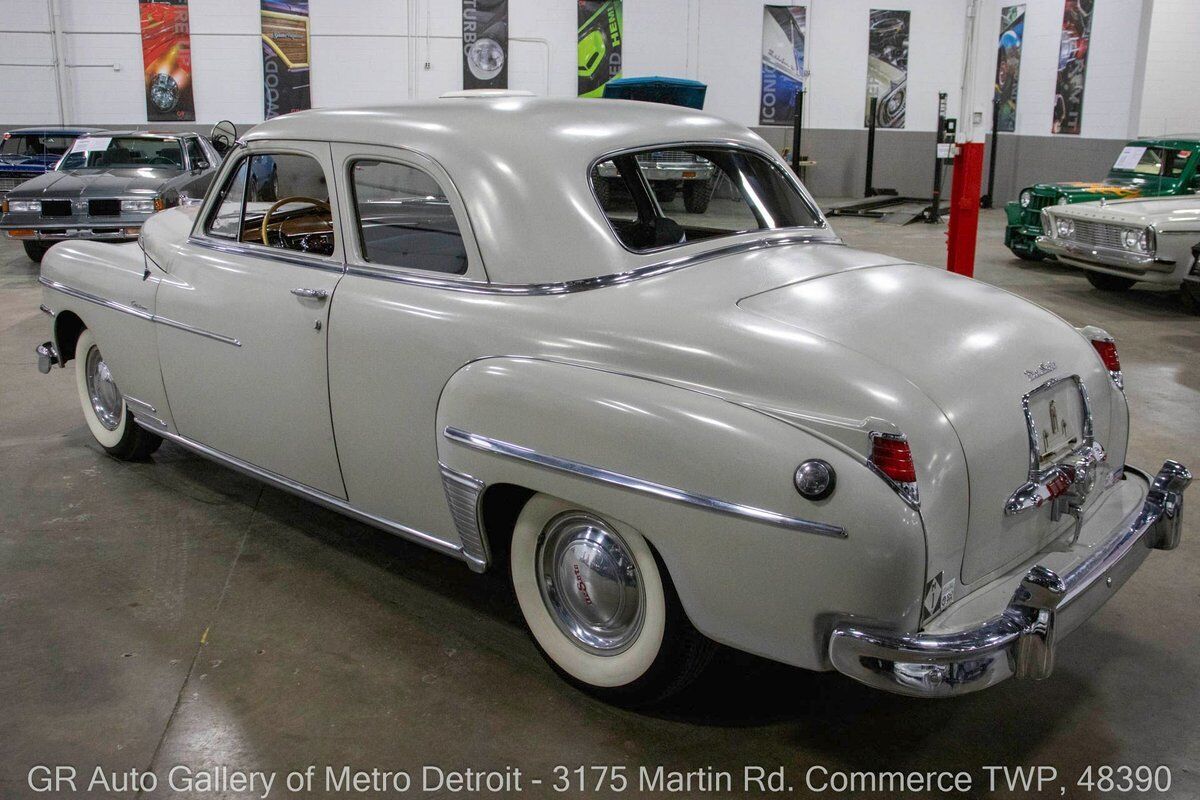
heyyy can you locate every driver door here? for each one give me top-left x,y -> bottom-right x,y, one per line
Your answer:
155,140 -> 346,497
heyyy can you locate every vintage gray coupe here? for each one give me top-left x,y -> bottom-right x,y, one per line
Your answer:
33,95 -> 1191,704
1038,195 -> 1200,312
2,131 -> 221,262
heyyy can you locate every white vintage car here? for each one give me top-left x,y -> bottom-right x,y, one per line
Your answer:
34,95 -> 1191,704
1038,195 -> 1200,311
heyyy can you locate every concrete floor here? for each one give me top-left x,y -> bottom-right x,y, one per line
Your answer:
2,209 -> 1197,799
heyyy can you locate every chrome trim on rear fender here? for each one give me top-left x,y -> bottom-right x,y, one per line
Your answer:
442,426 -> 847,538
828,460 -> 1190,697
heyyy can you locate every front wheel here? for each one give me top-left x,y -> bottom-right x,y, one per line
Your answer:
509,494 -> 714,706
74,329 -> 162,460
682,179 -> 714,214
23,241 -> 51,262
1086,272 -> 1137,292
1181,280 -> 1200,315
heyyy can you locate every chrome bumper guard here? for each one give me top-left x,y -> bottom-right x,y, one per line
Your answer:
829,461 -> 1191,698
36,341 -> 59,374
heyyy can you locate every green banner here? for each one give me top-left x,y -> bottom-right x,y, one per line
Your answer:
578,1 -> 622,98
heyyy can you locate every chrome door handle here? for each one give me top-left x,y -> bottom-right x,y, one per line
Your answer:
290,287 -> 329,300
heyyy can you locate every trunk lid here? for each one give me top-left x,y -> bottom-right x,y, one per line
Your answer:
738,262 -> 1117,585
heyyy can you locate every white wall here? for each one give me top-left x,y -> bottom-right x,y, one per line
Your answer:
973,0 -> 1155,140
1138,0 -> 1200,137
0,0 -> 1179,140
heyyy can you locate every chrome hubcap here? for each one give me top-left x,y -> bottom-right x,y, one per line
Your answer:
537,512 -> 645,655
85,345 -> 122,431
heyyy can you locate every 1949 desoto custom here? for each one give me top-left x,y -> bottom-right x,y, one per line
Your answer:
33,94 -> 1191,704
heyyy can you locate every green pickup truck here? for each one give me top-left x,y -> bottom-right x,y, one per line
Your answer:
1005,136 -> 1200,260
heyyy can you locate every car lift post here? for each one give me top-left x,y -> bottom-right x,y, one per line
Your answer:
980,98 -> 1000,209
791,88 -> 804,175
946,0 -> 986,277
864,96 -> 878,197
925,93 -> 949,224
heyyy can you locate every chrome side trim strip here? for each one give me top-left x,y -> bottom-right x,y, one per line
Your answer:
138,422 -> 471,565
344,233 -> 841,295
443,426 -> 847,538
39,277 -> 242,348
439,463 -> 489,571
122,395 -> 157,414
153,314 -> 242,347
131,410 -> 169,429
39,277 -> 152,321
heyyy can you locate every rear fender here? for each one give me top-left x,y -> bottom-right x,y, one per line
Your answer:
436,357 -> 927,670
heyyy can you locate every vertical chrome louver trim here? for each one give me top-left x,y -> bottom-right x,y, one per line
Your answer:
440,463 -> 489,571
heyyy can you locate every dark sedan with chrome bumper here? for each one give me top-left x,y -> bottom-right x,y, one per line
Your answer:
0,131 -> 221,262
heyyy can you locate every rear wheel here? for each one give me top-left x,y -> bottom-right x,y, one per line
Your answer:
509,493 -> 714,706
1086,272 -> 1137,292
74,329 -> 162,460
654,183 -> 678,204
23,242 -> 50,262
1181,281 -> 1200,315
682,179 -> 714,214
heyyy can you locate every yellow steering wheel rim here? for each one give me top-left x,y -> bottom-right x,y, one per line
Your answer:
260,196 -> 331,246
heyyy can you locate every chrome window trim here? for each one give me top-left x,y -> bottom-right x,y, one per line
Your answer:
139,423 -> 477,569
188,236 -> 346,275
586,139 -> 830,257
39,276 -> 241,348
345,232 -> 840,295
442,426 -> 847,538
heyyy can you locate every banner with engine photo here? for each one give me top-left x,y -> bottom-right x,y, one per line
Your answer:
758,6 -> 808,126
863,9 -> 909,129
1052,0 -> 1093,134
993,5 -> 1025,132
261,0 -> 311,119
463,0 -> 508,90
578,0 -> 622,98
139,0 -> 195,122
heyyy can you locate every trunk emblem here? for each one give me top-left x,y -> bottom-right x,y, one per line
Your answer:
1024,361 -> 1057,381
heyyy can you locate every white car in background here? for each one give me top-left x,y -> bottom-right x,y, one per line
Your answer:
32,95 -> 1191,705
1038,195 -> 1200,312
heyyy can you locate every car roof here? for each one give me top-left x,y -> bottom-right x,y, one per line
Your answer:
5,127 -> 103,136
77,130 -> 189,139
240,97 -> 779,284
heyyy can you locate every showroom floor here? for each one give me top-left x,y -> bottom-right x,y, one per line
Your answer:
3,208 -> 1198,799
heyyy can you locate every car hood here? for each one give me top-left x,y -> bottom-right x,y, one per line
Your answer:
736,263 -> 1119,584
9,167 -> 181,198
1034,178 -> 1182,202
1055,195 -> 1200,230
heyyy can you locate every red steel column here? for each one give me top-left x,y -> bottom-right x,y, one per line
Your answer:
947,141 -> 984,277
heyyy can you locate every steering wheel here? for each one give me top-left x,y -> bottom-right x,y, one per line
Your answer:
260,196 -> 331,247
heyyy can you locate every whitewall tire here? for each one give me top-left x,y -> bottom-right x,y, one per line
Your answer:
509,493 -> 713,705
73,329 -> 162,460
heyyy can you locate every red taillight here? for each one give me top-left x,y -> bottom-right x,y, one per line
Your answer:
870,434 -> 916,483
1091,338 -> 1120,373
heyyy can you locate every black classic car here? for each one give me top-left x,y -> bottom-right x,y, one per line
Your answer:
0,131 -> 222,261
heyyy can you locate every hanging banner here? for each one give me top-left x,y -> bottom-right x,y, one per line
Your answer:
578,0 -> 622,98
139,0 -> 195,122
863,9 -> 909,129
1053,0 -> 1093,135
463,0 -> 508,90
759,6 -> 808,126
993,5 -> 1025,132
261,0 -> 312,119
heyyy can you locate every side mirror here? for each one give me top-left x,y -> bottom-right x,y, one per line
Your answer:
179,192 -> 203,208
194,160 -> 210,171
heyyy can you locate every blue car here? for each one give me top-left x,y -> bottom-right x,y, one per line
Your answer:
0,127 -> 102,197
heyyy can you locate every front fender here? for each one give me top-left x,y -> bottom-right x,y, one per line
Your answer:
436,357 -> 926,670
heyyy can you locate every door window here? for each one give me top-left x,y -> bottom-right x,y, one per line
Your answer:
349,160 -> 468,274
205,159 -> 248,239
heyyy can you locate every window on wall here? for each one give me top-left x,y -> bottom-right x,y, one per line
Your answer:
349,160 -> 468,275
589,146 -> 821,253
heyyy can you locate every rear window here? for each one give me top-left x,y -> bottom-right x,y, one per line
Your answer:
590,146 -> 821,253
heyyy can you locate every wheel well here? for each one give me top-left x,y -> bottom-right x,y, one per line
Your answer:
54,311 -> 85,364
479,483 -> 535,570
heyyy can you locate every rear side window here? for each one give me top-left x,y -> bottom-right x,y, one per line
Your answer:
590,146 -> 821,253
349,160 -> 468,274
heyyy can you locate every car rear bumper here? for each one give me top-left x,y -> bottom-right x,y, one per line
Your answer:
828,460 -> 1190,697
